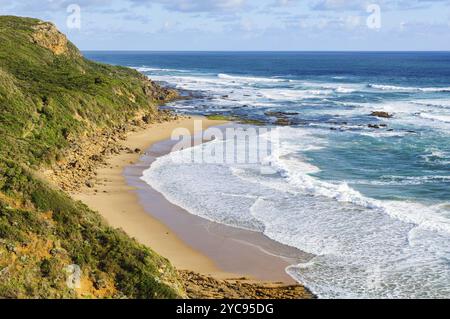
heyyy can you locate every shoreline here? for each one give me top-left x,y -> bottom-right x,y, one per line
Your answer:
72,117 -> 228,276
72,116 -> 314,298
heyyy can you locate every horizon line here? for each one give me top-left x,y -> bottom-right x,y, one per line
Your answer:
81,50 -> 450,53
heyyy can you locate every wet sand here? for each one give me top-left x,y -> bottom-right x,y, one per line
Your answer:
73,116 -> 310,284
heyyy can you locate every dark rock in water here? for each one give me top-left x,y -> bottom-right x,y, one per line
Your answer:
379,124 -> 387,127
370,111 -> 393,118
368,124 -> 381,129
275,118 -> 292,126
265,111 -> 299,117
387,129 -> 394,132
329,121 -> 348,126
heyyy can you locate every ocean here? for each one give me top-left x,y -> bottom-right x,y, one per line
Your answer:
85,51 -> 450,298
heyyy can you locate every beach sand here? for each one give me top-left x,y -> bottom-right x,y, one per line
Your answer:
73,117 -> 226,275
72,116 -> 312,294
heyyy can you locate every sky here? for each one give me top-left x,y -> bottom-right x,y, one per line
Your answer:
1,0 -> 449,50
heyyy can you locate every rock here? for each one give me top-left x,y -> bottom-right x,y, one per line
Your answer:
370,111 -> 393,118
31,22 -> 79,56
275,118 -> 292,126
265,111 -> 299,117
50,248 -> 66,256
178,270 -> 314,299
142,114 -> 152,124
0,267 -> 9,278
368,124 -> 381,129
85,180 -> 95,188
93,278 -> 107,290
90,154 -> 102,162
134,148 -> 141,154
6,243 -> 16,253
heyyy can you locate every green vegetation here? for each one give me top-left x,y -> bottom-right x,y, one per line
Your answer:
0,15 -> 172,167
206,114 -> 265,126
0,16 -> 184,298
205,114 -> 232,121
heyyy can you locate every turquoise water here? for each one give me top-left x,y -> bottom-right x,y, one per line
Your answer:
86,52 -> 450,298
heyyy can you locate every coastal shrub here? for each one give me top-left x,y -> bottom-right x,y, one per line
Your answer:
0,15 -> 164,168
0,16 -> 184,299
0,159 -> 182,298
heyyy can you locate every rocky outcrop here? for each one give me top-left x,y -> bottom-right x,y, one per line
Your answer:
179,271 -> 314,299
370,111 -> 393,118
44,110 -> 180,192
31,22 -> 80,56
265,111 -> 299,126
142,78 -> 179,103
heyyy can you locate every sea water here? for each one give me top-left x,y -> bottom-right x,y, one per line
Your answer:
85,52 -> 450,298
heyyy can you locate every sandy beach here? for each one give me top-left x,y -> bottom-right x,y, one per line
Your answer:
72,116 -> 312,288
73,117 -> 228,275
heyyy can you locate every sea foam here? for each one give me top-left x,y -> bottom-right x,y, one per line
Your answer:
141,126 -> 450,298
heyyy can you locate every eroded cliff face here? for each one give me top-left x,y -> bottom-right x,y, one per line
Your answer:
31,21 -> 80,57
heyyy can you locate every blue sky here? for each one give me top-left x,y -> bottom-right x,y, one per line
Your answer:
1,0 -> 450,50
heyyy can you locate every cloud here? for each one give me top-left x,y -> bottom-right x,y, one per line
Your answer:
310,0 -> 373,11
310,0 -> 450,11
129,0 -> 248,13
1,0 -> 248,14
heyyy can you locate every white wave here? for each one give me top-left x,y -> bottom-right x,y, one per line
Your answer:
335,87 -> 357,94
141,128 -> 450,298
274,153 -> 450,234
412,99 -> 450,109
217,73 -> 287,83
347,175 -> 450,186
260,88 -> 331,101
419,113 -> 450,123
359,100 -> 442,118
358,131 -> 410,138
133,66 -> 189,73
368,84 -> 450,93
421,148 -> 450,165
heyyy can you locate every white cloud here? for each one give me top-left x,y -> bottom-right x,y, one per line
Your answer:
130,0 -> 248,13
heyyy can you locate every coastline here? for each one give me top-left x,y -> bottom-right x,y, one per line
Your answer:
72,116 -> 227,275
71,115 -> 314,298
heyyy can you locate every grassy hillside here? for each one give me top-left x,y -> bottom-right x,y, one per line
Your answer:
0,15 -> 176,166
0,16 -> 184,298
